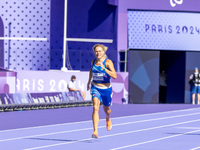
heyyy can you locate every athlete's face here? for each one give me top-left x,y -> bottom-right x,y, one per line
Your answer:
94,46 -> 104,59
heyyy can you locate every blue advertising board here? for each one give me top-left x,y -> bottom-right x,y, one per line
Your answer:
128,10 -> 200,51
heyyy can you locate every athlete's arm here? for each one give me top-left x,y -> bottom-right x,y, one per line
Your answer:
87,60 -> 93,90
105,59 -> 117,79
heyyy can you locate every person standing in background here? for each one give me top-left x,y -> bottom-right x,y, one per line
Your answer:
189,67 -> 200,105
159,70 -> 167,103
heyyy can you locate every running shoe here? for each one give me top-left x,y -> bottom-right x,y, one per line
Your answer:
92,131 -> 98,138
106,119 -> 112,131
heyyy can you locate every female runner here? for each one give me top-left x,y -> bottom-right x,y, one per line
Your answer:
87,44 -> 117,138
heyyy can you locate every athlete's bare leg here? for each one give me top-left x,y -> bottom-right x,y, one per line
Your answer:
92,97 -> 100,132
103,105 -> 111,121
103,105 -> 112,131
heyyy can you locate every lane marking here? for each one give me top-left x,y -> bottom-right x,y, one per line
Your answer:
110,129 -> 200,150
190,146 -> 200,150
23,118 -> 200,150
1,107 -> 199,133
1,112 -> 200,142
111,107 -> 200,120
175,127 -> 200,130
0,127 -> 93,142
111,112 -> 200,127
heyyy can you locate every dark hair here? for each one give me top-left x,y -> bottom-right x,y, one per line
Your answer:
71,75 -> 76,80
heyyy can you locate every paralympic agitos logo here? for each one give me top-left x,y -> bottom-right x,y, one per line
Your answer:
170,0 -> 183,7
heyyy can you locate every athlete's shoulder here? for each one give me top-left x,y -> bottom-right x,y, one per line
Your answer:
105,58 -> 113,64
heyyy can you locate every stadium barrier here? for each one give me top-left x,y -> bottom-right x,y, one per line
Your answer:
0,91 -> 92,112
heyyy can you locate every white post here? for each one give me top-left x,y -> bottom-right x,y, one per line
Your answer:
61,0 -> 68,71
60,0 -> 113,72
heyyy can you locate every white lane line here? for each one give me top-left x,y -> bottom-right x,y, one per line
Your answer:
112,107 -> 200,120
175,127 -> 200,130
0,120 -> 91,133
1,112 -> 200,143
111,112 -> 200,127
0,127 -> 93,143
1,107 -> 199,133
110,129 -> 200,150
190,146 -> 200,150
23,119 -> 200,150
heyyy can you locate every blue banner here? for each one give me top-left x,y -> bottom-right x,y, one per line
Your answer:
0,91 -> 85,105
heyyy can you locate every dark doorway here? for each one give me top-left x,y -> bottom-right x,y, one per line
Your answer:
159,51 -> 186,103
159,51 -> 168,103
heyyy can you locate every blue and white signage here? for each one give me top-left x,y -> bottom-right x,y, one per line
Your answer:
128,11 -> 200,51
170,0 -> 183,7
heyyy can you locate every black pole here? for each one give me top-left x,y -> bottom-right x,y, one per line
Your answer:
8,22 -> 11,69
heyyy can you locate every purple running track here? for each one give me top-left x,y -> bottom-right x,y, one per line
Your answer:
1,104 -> 200,150
1,104 -> 200,131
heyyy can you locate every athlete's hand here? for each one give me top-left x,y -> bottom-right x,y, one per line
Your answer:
87,82 -> 90,91
98,62 -> 105,70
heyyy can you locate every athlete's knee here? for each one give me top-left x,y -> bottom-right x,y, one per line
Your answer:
93,102 -> 99,112
104,106 -> 111,114
93,105 -> 99,113
106,109 -> 111,114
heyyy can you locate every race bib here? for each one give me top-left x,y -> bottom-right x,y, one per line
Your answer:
93,73 -> 104,81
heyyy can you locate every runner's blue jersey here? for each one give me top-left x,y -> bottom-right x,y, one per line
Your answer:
92,58 -> 111,83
